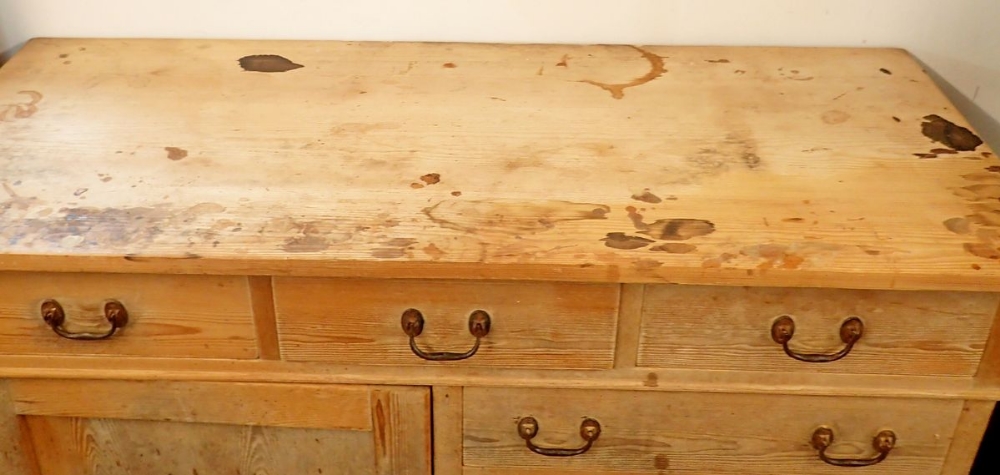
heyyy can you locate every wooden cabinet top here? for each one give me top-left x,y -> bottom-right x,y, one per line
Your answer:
1,38 -> 997,290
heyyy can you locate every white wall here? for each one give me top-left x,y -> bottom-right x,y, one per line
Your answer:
2,0 -> 998,146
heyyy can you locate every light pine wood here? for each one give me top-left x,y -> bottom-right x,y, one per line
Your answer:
0,272 -> 257,359
25,417 -> 377,475
371,386 -> 433,475
0,381 -> 36,475
8,380 -> 373,430
941,400 -> 996,475
10,380 -> 431,475
463,388 -> 962,474
613,284 -> 643,369
273,278 -> 619,369
433,386 -> 464,475
249,275 -> 282,360
975,300 -> 1000,384
0,39 -> 997,292
639,285 -> 999,377
3,355 -> 1000,400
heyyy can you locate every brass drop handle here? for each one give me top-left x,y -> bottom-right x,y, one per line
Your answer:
40,299 -> 129,340
771,316 -> 863,363
811,427 -> 896,467
517,417 -> 601,457
400,308 -> 490,361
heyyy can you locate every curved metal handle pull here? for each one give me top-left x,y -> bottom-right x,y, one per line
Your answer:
517,417 -> 601,457
400,308 -> 490,361
811,427 -> 896,467
40,299 -> 128,340
771,316 -> 863,363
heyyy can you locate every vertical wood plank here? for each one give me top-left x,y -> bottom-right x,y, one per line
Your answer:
372,387 -> 432,475
941,400 -> 995,475
433,386 -> 463,475
249,276 -> 282,360
613,284 -> 644,369
975,299 -> 1000,382
0,381 -> 37,475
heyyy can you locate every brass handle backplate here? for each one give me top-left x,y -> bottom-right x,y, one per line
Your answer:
771,316 -> 863,363
40,299 -> 128,340
401,308 -> 490,361
811,426 -> 896,467
517,417 -> 601,457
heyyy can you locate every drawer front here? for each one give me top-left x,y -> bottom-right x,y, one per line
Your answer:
273,278 -> 619,369
463,388 -> 961,474
638,286 -> 998,376
0,273 -> 257,359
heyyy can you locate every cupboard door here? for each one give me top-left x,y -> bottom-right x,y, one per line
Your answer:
0,379 -> 430,475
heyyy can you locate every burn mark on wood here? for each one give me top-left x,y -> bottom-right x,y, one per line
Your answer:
423,200 -> 609,235
631,189 -> 662,203
650,243 -> 696,253
921,115 -> 983,151
0,90 -> 42,122
602,232 -> 654,250
579,46 -> 665,99
238,55 -> 304,73
420,173 -> 441,185
893,116 -> 902,122
164,147 -> 188,161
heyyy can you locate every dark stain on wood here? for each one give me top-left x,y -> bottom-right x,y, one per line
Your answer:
164,147 -> 188,161
424,200 -> 609,235
579,45 -> 665,99
443,62 -> 457,68
783,218 -> 805,223
634,258 -> 663,269
631,189 -> 662,204
880,68 -> 892,75
705,59 -> 730,63
650,243 -> 696,253
643,372 -> 659,387
921,115 -> 983,151
973,264 -> 982,270
654,454 -> 670,470
556,54 -> 569,67
914,153 -> 939,159
642,219 -> 716,241
893,116 -> 902,122
423,243 -> 445,260
238,55 -> 304,73
964,242 -> 1000,259
374,399 -> 387,453
420,173 -> 441,185
0,90 -> 42,122
602,232 -> 654,250
451,191 -> 462,196
410,182 -> 425,189
372,238 -> 418,259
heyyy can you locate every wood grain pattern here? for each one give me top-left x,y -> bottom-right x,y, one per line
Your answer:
463,388 -> 962,474
9,380 -> 373,431
2,355 -> 999,400
371,386 -> 432,475
433,386 -> 464,475
274,278 -> 619,369
639,285 -> 999,377
0,39 -> 997,291
0,381 -> 37,475
940,400 -> 996,475
975,299 -> 1000,384
249,276 -> 281,360
613,284 -> 644,369
25,416 -> 377,475
0,272 -> 257,359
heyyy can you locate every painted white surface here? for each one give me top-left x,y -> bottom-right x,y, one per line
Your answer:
1,0 -> 998,145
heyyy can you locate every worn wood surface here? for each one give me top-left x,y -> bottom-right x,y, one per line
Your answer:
463,388 -> 961,473
274,278 -> 619,369
941,400 -> 996,475
638,285 -> 999,377
0,272 -> 257,359
8,380 -> 431,475
3,356 -> 999,400
433,386 -> 464,475
0,381 -> 36,475
0,39 -> 997,291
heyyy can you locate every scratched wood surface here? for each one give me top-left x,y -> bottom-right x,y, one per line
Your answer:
9,379 -> 431,475
1,38 -> 998,291
463,388 -> 961,474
